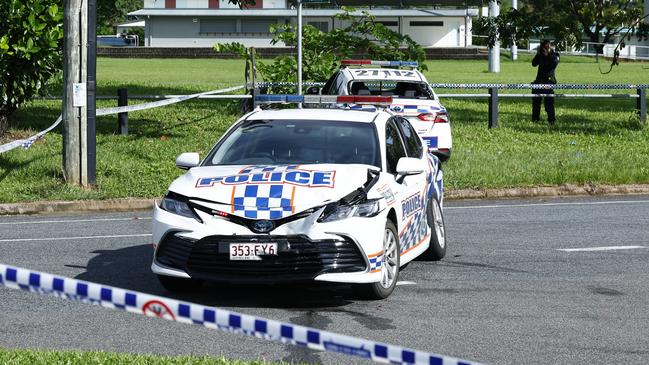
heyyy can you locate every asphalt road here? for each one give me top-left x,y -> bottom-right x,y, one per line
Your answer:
1,195 -> 648,365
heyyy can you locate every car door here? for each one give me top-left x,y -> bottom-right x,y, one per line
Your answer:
384,118 -> 428,253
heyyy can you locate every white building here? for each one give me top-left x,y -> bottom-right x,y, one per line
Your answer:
129,0 -> 478,48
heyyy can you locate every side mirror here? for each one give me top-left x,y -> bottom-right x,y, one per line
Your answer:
306,86 -> 321,95
396,157 -> 425,183
175,152 -> 200,170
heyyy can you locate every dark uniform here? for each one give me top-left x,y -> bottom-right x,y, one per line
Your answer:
532,50 -> 560,124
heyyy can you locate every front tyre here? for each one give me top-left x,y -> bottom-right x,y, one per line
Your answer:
422,196 -> 446,261
358,220 -> 400,300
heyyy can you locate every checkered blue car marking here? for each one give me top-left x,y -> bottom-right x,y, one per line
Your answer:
399,195 -> 429,253
231,165 -> 297,219
368,254 -> 383,272
233,184 -> 294,219
0,264 -> 482,365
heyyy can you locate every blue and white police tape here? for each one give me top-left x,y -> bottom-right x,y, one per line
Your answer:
428,83 -> 649,90
0,85 -> 245,155
0,263 -> 483,365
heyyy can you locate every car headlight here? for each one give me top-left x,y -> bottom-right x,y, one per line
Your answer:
317,199 -> 381,223
160,194 -> 197,220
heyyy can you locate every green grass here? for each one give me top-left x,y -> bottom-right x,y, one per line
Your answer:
0,55 -> 648,203
0,348 -> 286,365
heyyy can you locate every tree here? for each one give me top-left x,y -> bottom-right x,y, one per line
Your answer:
474,0 -> 646,52
215,7 -> 427,91
97,0 -> 143,35
0,0 -> 63,137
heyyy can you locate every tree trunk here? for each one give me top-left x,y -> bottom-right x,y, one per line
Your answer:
0,106 -> 13,137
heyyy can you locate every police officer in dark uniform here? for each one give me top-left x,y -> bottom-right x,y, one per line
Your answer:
532,40 -> 560,124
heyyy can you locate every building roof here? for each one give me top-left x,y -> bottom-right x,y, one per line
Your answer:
129,8 -> 478,17
115,20 -> 145,27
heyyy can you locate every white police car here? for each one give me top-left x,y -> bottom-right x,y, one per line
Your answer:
309,60 -> 452,161
152,96 -> 446,299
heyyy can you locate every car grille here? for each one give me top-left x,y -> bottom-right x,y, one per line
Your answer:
155,233 -> 367,282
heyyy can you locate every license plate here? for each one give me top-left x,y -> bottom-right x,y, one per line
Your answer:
229,243 -> 277,261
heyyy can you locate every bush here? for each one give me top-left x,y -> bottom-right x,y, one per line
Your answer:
215,7 -> 427,93
0,0 -> 63,136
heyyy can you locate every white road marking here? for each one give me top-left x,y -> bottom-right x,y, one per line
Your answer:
557,246 -> 647,252
0,217 -> 151,225
446,200 -> 649,210
0,234 -> 152,243
396,281 -> 417,286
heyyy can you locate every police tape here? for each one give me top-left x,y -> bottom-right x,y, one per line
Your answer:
0,263 -> 483,365
250,82 -> 649,90
428,83 -> 649,90
251,81 -> 325,87
0,85 -> 245,155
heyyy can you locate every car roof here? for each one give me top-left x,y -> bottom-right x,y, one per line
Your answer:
245,108 -> 388,123
343,67 -> 426,82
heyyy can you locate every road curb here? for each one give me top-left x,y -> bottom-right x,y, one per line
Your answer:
2,184 -> 649,215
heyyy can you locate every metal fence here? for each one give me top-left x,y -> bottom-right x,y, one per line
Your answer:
430,83 -> 648,128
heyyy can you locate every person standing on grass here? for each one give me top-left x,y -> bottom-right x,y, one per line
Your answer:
532,39 -> 560,125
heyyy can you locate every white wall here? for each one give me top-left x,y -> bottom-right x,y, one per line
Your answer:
148,16 -> 283,47
401,17 -> 466,47
219,0 -> 239,8
145,14 -> 472,48
176,0 -> 208,8
263,0 -> 287,8
144,0 -> 165,8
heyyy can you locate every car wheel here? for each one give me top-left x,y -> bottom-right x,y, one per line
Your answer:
422,196 -> 446,261
358,220 -> 400,300
157,275 -> 202,293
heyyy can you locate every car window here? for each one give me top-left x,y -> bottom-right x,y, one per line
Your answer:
205,120 -> 380,168
385,120 -> 407,174
348,80 -> 433,99
321,72 -> 339,94
394,117 -> 423,158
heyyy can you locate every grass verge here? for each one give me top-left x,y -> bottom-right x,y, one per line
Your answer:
0,55 -> 647,203
0,348 -> 285,365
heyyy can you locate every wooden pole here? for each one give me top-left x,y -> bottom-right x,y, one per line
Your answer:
63,0 -> 84,185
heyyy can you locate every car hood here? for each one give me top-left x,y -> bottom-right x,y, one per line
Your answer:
168,164 -> 374,219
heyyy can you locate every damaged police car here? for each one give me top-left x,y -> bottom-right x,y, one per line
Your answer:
152,99 -> 446,299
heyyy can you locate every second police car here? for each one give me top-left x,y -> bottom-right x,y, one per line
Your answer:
152,95 -> 446,299
308,60 -> 452,162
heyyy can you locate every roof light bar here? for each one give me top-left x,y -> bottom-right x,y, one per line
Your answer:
341,60 -> 419,68
255,94 -> 392,106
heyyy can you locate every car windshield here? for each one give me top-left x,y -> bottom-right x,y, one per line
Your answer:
205,119 -> 380,167
349,80 -> 433,99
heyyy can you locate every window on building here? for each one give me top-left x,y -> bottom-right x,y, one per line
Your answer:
241,19 -> 276,33
200,19 -> 236,33
307,21 -> 329,32
377,21 -> 398,27
410,21 -> 443,27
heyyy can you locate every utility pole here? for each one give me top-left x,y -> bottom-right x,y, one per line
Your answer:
488,0 -> 500,73
297,0 -> 303,108
511,0 -> 518,60
63,0 -> 94,187
87,0 -> 97,185
63,0 -> 85,185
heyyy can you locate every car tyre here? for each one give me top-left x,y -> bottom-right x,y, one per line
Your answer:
157,275 -> 202,293
358,220 -> 400,300
421,196 -> 446,260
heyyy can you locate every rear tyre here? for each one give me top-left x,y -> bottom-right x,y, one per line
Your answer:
157,275 -> 202,293
358,220 -> 400,300
421,196 -> 446,261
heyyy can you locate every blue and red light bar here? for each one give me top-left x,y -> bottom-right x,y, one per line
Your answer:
255,94 -> 393,106
341,59 -> 419,68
